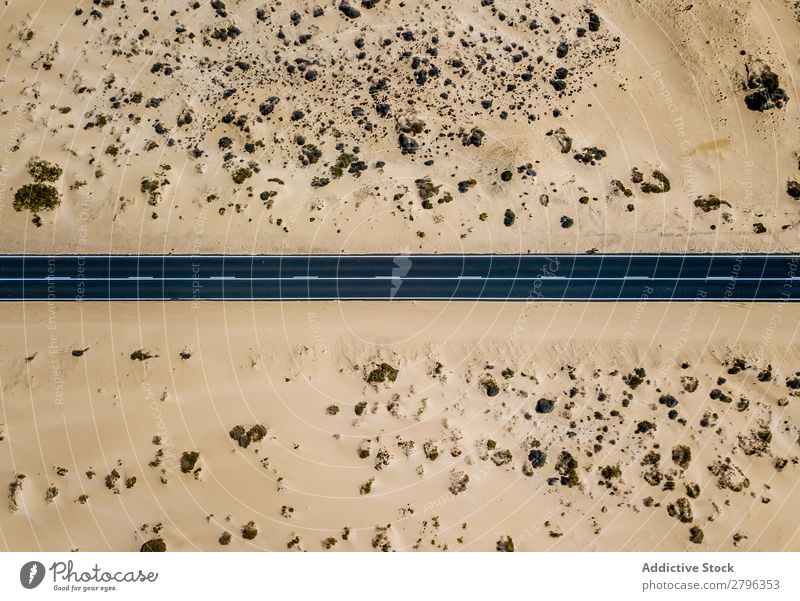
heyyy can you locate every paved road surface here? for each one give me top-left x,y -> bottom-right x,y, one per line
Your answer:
0,254 -> 797,301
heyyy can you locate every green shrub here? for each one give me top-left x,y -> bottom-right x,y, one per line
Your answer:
556,450 -> 580,487
600,465 -> 621,480
180,451 -> 200,474
366,363 -> 399,384
13,183 -> 61,212
495,535 -> 514,552
231,167 -> 252,184
415,177 -> 440,207
241,521 -> 258,540
641,170 -> 671,193
27,158 -> 63,182
140,538 -> 166,552
329,153 -> 357,179
247,424 -> 268,442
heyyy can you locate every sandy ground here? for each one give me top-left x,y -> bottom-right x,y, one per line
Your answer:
1,300 -> 798,551
0,0 -> 798,254
0,0 -> 799,555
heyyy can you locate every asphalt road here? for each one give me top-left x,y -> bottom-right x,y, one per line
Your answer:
0,254 -> 797,301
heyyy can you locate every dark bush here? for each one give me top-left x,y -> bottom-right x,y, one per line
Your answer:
140,538 -> 166,552
27,158 -> 63,182
241,521 -> 258,540
366,363 -> 399,384
180,451 -> 200,473
13,183 -> 61,212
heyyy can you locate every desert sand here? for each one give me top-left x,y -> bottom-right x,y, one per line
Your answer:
1,0 -> 799,554
0,0 -> 798,254
1,300 -> 798,551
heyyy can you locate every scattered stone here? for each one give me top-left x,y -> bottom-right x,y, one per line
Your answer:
535,398 -> 555,414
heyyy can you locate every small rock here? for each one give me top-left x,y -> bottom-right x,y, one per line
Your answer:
528,449 -> 547,468
535,398 -> 555,414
